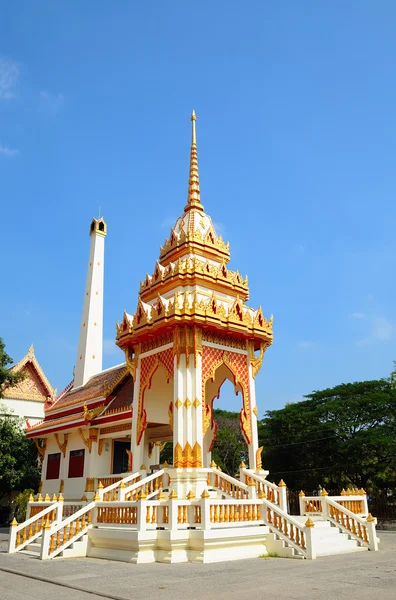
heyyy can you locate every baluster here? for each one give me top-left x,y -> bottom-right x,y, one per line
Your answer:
16,531 -> 21,547
56,529 -> 61,549
224,504 -> 229,522
210,505 -> 214,522
49,534 -> 55,554
247,504 -> 252,521
22,528 -> 27,543
301,531 -> 306,549
237,505 -> 242,522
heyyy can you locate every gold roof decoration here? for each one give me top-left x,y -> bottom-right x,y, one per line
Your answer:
116,111 -> 273,352
140,256 -> 249,301
5,344 -> 55,402
117,290 -> 273,344
159,215 -> 230,266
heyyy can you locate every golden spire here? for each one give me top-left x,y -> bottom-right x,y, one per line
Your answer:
184,110 -> 204,212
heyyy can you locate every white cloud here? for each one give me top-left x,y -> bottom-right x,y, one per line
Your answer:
297,341 -> 316,349
40,91 -> 64,114
103,339 -> 121,356
0,143 -> 20,157
350,312 -> 365,320
372,317 -> 392,341
355,314 -> 392,346
0,56 -> 19,100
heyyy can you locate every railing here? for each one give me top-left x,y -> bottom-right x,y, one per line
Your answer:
208,500 -> 262,526
241,469 -> 282,507
62,502 -> 85,518
209,469 -> 248,499
8,502 -> 61,553
122,470 -> 169,501
262,498 -> 308,558
299,493 -> 368,516
325,497 -> 377,550
91,497 -> 263,531
99,471 -> 141,501
42,501 -> 95,559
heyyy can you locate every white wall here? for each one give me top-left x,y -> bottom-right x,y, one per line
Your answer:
2,397 -> 44,425
41,430 -> 113,500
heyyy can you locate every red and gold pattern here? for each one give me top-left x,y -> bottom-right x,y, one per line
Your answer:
201,345 -> 251,444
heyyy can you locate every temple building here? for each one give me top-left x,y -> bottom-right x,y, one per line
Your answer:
2,345 -> 55,426
10,113 -> 378,563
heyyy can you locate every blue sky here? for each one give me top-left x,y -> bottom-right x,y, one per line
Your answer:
1,2 -> 396,415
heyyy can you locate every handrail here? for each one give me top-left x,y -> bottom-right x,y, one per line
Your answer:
8,502 -> 60,553
210,468 -> 248,499
242,470 -> 280,505
302,495 -> 367,516
261,497 -> 307,557
100,471 -> 141,501
43,501 -> 95,559
324,497 -> 372,547
123,469 -> 166,501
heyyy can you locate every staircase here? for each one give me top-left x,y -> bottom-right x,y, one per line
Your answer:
8,468 -> 379,562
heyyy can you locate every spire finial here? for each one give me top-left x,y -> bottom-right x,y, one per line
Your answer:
191,110 -> 196,145
185,110 -> 204,213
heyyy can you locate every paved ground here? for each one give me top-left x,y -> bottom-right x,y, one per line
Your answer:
0,528 -> 395,600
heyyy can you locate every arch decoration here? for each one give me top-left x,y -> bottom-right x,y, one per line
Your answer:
201,345 -> 252,444
136,347 -> 174,444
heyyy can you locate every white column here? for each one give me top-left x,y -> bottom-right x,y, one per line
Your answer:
173,354 -> 185,466
130,361 -> 143,472
247,362 -> 259,469
74,218 -> 106,389
191,353 -> 203,467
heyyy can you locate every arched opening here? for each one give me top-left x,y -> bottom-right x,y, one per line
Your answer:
142,363 -> 173,470
203,363 -> 248,473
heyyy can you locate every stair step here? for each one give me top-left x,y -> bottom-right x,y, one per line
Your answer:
25,542 -> 41,552
19,550 -> 40,558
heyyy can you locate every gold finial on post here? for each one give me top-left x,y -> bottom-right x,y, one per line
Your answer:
305,517 -> 315,528
191,109 -> 197,144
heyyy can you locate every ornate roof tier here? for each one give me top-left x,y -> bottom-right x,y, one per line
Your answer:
116,112 -> 273,352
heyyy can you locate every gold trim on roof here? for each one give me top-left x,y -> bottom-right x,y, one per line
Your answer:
117,292 -> 273,346
103,366 -> 129,396
5,345 -> 55,402
159,225 -> 230,265
140,256 -> 248,301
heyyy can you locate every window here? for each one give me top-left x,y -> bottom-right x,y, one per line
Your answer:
112,441 -> 130,474
68,449 -> 85,478
46,452 -> 61,480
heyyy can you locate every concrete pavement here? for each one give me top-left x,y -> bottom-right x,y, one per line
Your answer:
1,528 -> 395,600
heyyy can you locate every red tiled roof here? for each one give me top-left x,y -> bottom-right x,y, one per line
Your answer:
103,376 -> 134,415
47,364 -> 127,412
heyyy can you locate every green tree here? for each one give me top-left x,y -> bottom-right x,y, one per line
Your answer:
211,409 -> 248,476
259,379 -> 396,492
0,405 -> 41,504
0,337 -> 26,397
